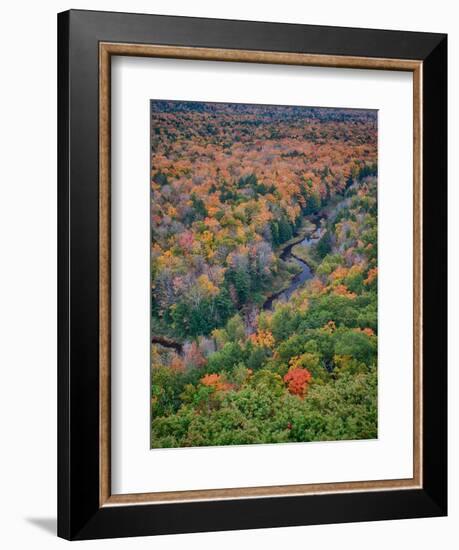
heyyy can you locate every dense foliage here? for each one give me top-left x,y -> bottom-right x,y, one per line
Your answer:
150,101 -> 378,448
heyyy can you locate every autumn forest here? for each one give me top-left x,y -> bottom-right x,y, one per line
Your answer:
150,100 -> 378,448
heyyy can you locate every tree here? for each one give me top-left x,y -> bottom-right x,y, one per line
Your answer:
191,192 -> 208,218
270,221 -> 280,245
283,367 -> 312,398
278,216 -> 293,243
225,267 -> 251,306
150,101 -> 378,448
206,342 -> 246,373
316,231 -> 332,258
333,330 -> 376,366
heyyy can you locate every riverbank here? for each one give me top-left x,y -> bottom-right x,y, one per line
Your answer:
276,219 -> 316,258
262,218 -> 318,310
151,334 -> 183,353
152,217 -> 319,350
291,243 -> 318,269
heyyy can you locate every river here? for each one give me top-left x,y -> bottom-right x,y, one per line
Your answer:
152,222 -> 322,352
263,224 -> 322,311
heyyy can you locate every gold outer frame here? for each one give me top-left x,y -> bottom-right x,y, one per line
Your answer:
99,43 -> 423,507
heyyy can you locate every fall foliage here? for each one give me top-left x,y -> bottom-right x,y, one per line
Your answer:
150,100 -> 378,448
284,367 -> 312,398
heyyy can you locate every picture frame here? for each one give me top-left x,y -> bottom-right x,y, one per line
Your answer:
57,9 -> 447,540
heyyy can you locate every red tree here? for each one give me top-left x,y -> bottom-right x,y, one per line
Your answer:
283,367 -> 312,398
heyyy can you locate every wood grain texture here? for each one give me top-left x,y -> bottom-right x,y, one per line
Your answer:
102,42 -> 422,70
99,43 -> 111,507
413,64 -> 423,488
105,478 -> 420,506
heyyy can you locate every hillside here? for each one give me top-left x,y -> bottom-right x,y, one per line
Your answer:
150,101 -> 378,448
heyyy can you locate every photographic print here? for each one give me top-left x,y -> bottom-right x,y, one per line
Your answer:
150,100 -> 378,449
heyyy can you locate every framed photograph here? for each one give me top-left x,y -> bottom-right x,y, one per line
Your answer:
57,9 -> 447,540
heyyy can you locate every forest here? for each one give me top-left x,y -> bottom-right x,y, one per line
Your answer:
150,100 -> 378,448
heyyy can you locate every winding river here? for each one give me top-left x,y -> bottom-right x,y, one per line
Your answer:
263,225 -> 322,311
152,222 -> 323,352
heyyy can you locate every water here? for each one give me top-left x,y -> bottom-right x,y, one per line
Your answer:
263,226 -> 322,310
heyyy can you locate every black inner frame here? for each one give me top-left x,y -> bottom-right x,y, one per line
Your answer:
58,9 -> 447,540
